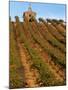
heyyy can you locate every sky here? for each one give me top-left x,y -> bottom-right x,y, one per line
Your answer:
9,1 -> 66,22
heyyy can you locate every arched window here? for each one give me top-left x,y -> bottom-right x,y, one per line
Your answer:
29,14 -> 31,17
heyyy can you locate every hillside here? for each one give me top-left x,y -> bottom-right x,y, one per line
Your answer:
9,16 -> 66,89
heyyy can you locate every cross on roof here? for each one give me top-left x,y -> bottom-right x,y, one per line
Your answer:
28,3 -> 32,11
